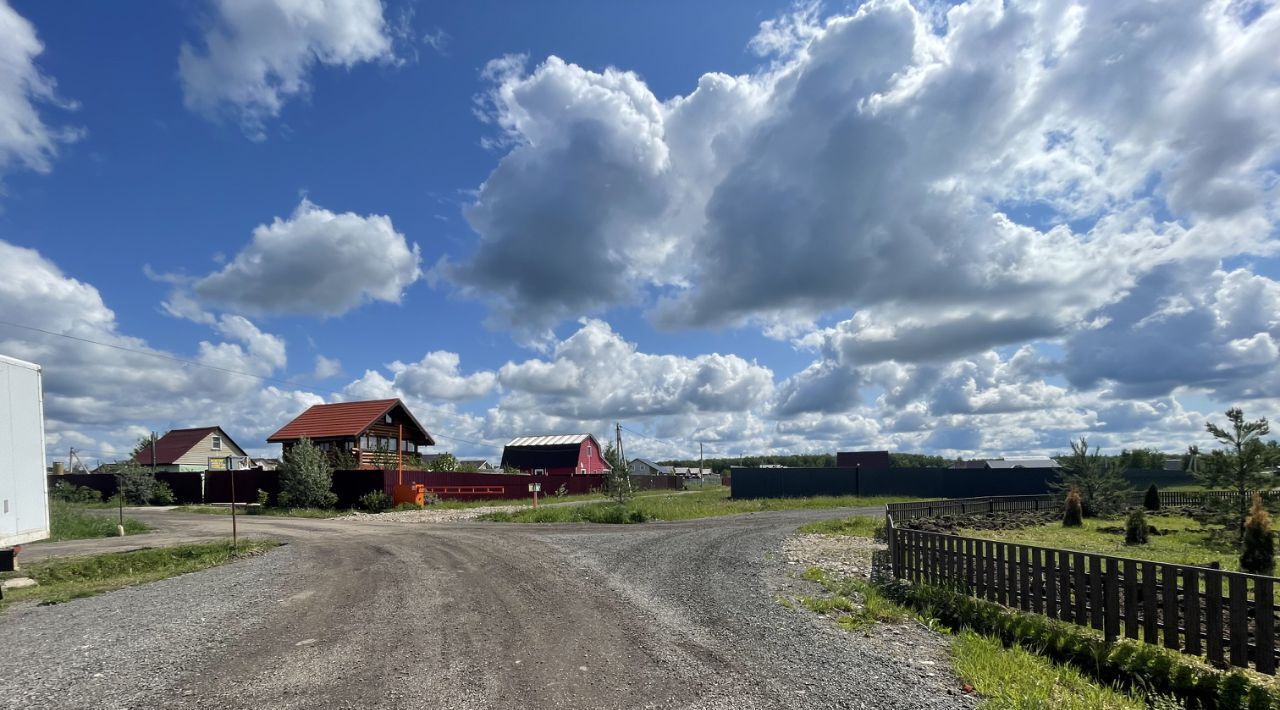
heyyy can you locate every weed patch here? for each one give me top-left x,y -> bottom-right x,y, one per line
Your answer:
48,501 -> 149,541
795,566 -> 910,630
1,540 -> 277,610
796,515 -> 882,538
952,629 -> 1147,709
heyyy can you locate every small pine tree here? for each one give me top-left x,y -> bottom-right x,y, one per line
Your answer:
1240,493 -> 1275,576
1143,484 -> 1161,511
1125,509 -> 1149,545
278,437 -> 338,509
1063,487 -> 1084,527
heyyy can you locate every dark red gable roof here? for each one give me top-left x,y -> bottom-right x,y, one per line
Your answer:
134,426 -> 240,465
267,399 -> 435,445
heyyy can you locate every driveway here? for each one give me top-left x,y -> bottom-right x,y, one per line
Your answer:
1,508 -> 970,709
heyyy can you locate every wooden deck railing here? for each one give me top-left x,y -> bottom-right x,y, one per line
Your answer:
884,495 -> 1280,674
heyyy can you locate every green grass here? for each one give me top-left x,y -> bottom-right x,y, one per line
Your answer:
962,515 -> 1239,571
479,488 -> 917,524
0,539 -> 277,610
48,500 -> 149,541
797,515 -> 881,537
173,505 -> 343,518
951,629 -> 1146,709
796,566 -> 909,631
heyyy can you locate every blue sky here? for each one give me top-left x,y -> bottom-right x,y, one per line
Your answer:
1,0 -> 1278,465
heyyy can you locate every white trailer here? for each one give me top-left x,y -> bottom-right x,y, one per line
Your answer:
1,355 -> 49,572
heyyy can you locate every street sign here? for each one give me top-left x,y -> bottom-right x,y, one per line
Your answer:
527,483 -> 542,492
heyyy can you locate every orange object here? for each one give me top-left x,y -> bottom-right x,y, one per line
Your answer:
392,484 -> 425,507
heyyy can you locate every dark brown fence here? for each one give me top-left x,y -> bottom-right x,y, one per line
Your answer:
885,497 -> 1280,674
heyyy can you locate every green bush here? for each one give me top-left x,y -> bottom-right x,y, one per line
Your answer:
50,480 -> 101,503
150,481 -> 175,506
115,463 -> 159,505
1063,487 -> 1083,527
392,501 -> 422,511
1240,493 -> 1275,575
246,488 -> 271,515
1125,508 -> 1149,545
359,490 -> 393,513
1144,484 -> 1161,511
278,437 -> 338,509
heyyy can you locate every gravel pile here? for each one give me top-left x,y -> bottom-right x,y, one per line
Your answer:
781,533 -> 880,578
342,503 -> 534,523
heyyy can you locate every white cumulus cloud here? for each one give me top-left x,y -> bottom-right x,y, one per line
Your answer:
191,198 -> 421,317
0,0 -> 80,186
179,0 -> 394,138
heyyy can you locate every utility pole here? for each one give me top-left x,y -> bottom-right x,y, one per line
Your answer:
150,431 -> 157,472
699,442 -> 705,486
615,422 -> 624,470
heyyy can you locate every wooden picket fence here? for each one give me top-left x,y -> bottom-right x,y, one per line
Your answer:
885,496 -> 1280,674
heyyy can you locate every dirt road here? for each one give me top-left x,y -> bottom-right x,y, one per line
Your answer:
1,509 -> 970,709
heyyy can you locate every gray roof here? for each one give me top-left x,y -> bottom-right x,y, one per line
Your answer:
630,458 -> 672,474
985,457 -> 1059,469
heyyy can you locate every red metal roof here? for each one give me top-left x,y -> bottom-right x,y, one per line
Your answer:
134,426 -> 239,465
267,399 -> 435,445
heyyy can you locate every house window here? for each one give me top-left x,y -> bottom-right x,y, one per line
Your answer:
534,468 -> 546,475
385,414 -> 393,424
211,435 -> 222,451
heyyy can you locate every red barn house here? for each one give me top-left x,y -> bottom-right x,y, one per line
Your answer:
500,434 -> 609,475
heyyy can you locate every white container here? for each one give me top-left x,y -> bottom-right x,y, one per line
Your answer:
0,355 -> 49,549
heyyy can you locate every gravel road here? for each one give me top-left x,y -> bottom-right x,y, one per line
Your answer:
1,508 -> 972,709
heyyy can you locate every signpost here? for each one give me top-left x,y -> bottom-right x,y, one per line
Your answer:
528,482 -> 541,509
229,462 -> 237,552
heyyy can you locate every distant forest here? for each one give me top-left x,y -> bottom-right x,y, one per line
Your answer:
660,447 -> 1182,477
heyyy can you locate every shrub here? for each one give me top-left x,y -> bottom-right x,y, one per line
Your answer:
1125,508 -> 1149,545
278,437 -> 338,509
150,481 -> 175,506
428,453 -> 458,472
1240,492 -> 1275,575
115,463 -> 159,505
392,501 -> 422,512
246,488 -> 270,515
1144,484 -> 1160,511
1063,487 -> 1084,527
359,490 -> 393,513
50,480 -> 101,503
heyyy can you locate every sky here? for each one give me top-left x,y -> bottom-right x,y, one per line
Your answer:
1,0 -> 1278,467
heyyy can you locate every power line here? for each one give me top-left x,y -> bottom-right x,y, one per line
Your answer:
2,319 -> 509,454
618,424 -> 688,449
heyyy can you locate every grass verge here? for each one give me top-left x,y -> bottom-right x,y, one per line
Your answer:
952,629 -> 1146,709
479,488 -> 916,524
48,500 -> 149,541
0,539 -> 277,610
961,515 -> 1238,571
796,515 -> 881,537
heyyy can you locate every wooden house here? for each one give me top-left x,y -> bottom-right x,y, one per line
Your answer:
267,399 -> 434,469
